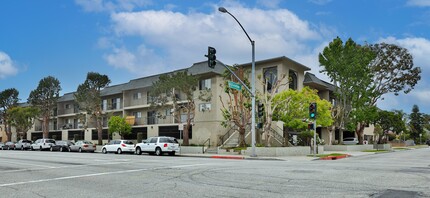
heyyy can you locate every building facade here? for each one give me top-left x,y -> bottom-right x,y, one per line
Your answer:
9,56 -> 363,146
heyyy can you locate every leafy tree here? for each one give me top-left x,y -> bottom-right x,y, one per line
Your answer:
108,116 -> 131,139
219,66 -> 251,147
409,105 -> 424,142
374,110 -> 407,143
0,88 -> 19,141
74,72 -> 111,145
150,70 -> 210,146
7,106 -> 39,139
319,37 -> 375,144
273,87 -> 333,145
255,66 -> 289,146
28,76 -> 61,138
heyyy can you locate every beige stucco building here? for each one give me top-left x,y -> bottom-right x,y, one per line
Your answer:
7,56 -> 366,146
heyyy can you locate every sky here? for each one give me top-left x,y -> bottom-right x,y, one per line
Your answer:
1,0 -> 430,114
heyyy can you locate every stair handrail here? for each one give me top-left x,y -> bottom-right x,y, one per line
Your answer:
270,125 -> 285,146
202,138 -> 211,153
218,125 -> 236,146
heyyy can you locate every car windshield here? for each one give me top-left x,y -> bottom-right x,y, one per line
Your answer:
46,140 -> 55,143
123,140 -> 134,145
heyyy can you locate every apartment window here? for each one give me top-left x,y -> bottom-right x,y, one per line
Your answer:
289,70 -> 298,90
133,112 -> 142,118
199,79 -> 211,90
147,92 -> 155,104
199,103 -> 211,112
111,98 -> 120,110
65,104 -> 71,109
102,99 -> 107,111
263,67 -> 277,93
147,111 -> 157,125
133,92 -> 141,100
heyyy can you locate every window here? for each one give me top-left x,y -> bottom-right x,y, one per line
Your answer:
199,103 -> 211,112
133,92 -> 141,100
102,100 -> 107,111
111,98 -> 120,109
65,104 -> 71,109
263,67 -> 277,92
147,111 -> 157,125
133,112 -> 142,118
150,138 -> 157,143
289,70 -> 298,90
199,79 -> 211,90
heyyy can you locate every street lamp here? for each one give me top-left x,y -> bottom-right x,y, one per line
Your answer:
219,7 -> 257,157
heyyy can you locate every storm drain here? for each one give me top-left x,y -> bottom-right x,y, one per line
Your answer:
371,189 -> 423,198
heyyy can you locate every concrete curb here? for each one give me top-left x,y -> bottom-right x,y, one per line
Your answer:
319,154 -> 351,160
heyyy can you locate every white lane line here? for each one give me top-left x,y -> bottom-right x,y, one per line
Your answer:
3,160 -> 56,169
0,163 -> 209,187
0,161 -> 132,174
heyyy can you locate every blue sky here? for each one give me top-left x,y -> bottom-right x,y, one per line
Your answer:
1,0 -> 429,114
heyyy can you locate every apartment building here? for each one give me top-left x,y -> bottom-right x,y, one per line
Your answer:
15,56 -> 354,146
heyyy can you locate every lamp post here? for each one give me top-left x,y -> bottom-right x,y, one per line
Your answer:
219,7 -> 256,157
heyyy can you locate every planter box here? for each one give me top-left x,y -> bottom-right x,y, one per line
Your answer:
245,146 -> 324,157
324,145 -> 374,151
180,146 -> 205,154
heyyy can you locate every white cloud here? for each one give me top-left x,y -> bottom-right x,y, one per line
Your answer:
0,51 -> 18,79
75,0 -> 152,13
406,0 -> 430,7
308,0 -> 332,5
257,0 -> 281,9
105,5 -> 323,76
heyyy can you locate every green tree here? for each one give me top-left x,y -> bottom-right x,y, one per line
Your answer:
108,116 -> 131,139
219,66 -> 251,147
0,88 -> 19,141
7,106 -> 39,140
374,110 -> 407,143
74,72 -> 111,145
28,76 -> 61,138
150,70 -> 210,146
409,105 -> 424,142
319,37 -> 375,144
273,86 -> 333,145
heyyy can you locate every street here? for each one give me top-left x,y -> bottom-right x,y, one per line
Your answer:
0,148 -> 429,198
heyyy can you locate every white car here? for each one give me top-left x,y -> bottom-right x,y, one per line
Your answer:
101,140 -> 135,154
31,139 -> 56,151
135,136 -> 180,156
343,137 -> 359,145
15,139 -> 32,150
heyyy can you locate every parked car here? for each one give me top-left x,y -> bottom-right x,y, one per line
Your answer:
31,139 -> 56,151
0,142 -> 5,150
50,140 -> 74,152
5,141 -> 16,150
15,140 -> 32,150
135,136 -> 180,156
101,140 -> 135,154
70,140 -> 96,152
343,137 -> 359,145
426,139 -> 430,146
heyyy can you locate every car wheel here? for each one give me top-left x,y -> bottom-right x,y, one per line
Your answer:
117,148 -> 122,154
102,148 -> 107,154
155,147 -> 162,156
136,147 -> 142,155
68,147 -> 71,152
21,146 -> 24,150
78,148 -> 82,153
60,147 -> 63,152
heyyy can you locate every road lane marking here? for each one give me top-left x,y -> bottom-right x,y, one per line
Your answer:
0,163 -> 210,187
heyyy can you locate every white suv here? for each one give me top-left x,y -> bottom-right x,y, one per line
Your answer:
101,140 -> 135,154
135,136 -> 180,156
31,139 -> 56,151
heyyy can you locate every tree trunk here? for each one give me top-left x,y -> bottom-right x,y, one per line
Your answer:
43,116 -> 49,139
238,127 -> 246,147
356,123 -> 365,144
328,125 -> 335,145
183,124 -> 190,146
97,117 -> 103,145
339,128 -> 344,144
6,123 -> 12,141
283,127 -> 289,147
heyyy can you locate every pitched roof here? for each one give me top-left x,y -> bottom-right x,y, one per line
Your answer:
303,72 -> 336,91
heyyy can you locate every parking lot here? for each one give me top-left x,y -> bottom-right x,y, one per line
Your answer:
1,148 -> 430,198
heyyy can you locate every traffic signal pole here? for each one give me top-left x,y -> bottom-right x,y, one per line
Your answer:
313,119 -> 317,157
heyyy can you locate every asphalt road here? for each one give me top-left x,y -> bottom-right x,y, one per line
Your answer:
0,148 -> 429,198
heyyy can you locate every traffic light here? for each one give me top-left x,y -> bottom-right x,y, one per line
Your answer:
309,102 -> 317,119
206,46 -> 216,68
257,103 -> 264,118
308,123 -> 314,130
